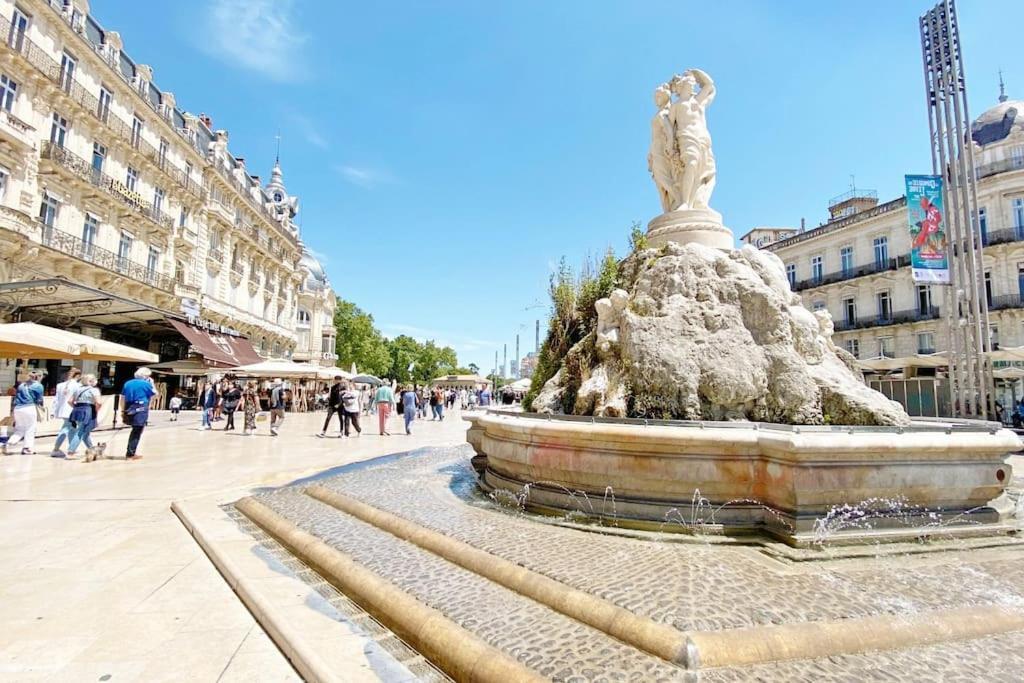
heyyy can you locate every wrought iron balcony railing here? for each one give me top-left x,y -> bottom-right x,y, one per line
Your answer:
38,223 -> 173,291
989,293 -> 1024,312
792,254 -> 911,292
832,306 -> 941,333
3,14 -> 201,200
40,142 -> 174,231
975,158 -> 1024,181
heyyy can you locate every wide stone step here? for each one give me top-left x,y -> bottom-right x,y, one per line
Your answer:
240,488 -> 692,682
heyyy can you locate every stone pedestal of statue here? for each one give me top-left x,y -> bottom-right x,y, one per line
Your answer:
646,208 -> 734,249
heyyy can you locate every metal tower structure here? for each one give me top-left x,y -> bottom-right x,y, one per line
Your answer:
919,0 -> 993,418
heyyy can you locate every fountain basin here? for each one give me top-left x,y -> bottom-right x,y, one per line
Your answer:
466,411 -> 1021,545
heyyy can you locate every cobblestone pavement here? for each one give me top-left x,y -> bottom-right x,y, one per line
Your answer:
702,630 -> 1024,682
249,445 -> 1024,679
254,488 -> 692,682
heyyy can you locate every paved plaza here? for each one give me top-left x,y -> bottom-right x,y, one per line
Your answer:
0,408 -> 472,682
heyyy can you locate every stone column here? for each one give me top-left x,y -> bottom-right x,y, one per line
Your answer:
78,324 -> 102,376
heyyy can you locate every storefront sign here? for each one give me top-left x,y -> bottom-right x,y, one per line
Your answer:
906,174 -> 949,284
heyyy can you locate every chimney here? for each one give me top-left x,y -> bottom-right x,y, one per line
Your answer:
800,217 -> 806,233
199,113 -> 213,129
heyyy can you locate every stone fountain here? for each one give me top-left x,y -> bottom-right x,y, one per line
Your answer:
467,69 -> 1021,544
218,71 -> 1024,683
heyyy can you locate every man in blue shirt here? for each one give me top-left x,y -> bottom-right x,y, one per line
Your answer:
121,367 -> 155,460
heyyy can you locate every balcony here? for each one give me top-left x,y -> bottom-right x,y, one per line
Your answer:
2,14 -> 200,201
207,246 -> 224,263
832,306 -> 941,333
792,254 -> 911,292
0,109 -> 35,150
40,142 -> 174,231
975,158 -> 1024,181
0,205 -> 38,238
38,224 -> 173,291
984,226 -> 1024,247
989,294 -> 1024,312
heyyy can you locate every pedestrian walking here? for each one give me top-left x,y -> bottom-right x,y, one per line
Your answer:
373,382 -> 395,435
269,379 -> 286,436
169,393 -> 182,421
418,387 -> 429,418
122,367 -> 155,460
242,382 -> 258,435
199,381 -> 217,430
4,370 -> 44,455
319,376 -> 345,437
66,374 -> 102,460
430,387 -> 444,420
222,381 -> 241,431
401,386 -> 418,435
51,367 -> 81,457
341,382 -> 362,437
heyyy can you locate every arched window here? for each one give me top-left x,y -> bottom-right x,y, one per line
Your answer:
297,308 -> 311,326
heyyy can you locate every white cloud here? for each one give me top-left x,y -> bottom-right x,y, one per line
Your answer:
201,0 -> 308,82
286,111 -> 329,149
336,165 -> 395,189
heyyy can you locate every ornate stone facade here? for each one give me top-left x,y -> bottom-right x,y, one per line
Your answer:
0,0 -> 334,362
765,92 -> 1024,371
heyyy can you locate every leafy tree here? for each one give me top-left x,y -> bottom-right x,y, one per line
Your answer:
333,298 -> 390,377
468,362 -> 480,375
386,335 -> 420,384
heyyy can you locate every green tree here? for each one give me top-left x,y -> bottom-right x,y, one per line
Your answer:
333,298 -> 390,377
386,335 -> 421,384
468,362 -> 480,375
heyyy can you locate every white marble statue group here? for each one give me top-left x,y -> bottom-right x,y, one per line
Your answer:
648,69 -> 717,214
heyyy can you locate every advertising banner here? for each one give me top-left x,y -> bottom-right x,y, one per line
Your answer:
906,174 -> 949,284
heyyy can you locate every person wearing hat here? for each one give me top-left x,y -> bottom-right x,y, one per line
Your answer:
269,378 -> 286,436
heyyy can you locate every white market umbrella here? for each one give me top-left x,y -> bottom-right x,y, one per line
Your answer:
858,354 -> 947,372
149,359 -> 211,375
316,366 -> 352,380
0,321 -> 157,362
219,359 -> 322,379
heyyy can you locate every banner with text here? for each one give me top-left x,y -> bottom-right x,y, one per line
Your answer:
906,174 -> 949,284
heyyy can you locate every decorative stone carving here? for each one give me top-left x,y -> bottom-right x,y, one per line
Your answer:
533,243 -> 911,426
646,69 -> 733,250
595,288 -> 629,356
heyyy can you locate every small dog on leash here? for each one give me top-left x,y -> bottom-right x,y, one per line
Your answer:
84,442 -> 108,463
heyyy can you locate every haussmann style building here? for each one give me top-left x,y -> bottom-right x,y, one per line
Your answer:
746,88 -> 1024,409
0,0 -> 336,393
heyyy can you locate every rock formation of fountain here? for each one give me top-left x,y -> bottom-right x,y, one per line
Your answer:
531,69 -> 909,426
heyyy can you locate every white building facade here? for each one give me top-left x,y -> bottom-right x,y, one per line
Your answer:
0,0 -> 337,385
765,93 -> 1024,364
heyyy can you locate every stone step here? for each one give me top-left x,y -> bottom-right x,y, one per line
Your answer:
239,489 -> 693,682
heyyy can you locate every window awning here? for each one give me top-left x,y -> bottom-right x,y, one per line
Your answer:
168,319 -> 262,367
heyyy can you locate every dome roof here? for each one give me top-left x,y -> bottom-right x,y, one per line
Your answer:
299,248 -> 328,291
971,99 -> 1024,146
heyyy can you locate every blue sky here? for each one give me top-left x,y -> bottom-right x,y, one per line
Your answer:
94,0 -> 1024,372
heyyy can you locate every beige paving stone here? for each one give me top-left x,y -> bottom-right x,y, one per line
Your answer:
218,650 -> 303,682
134,628 -> 250,682
0,409 -> 471,681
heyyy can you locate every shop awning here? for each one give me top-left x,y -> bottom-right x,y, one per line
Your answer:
168,320 -> 261,367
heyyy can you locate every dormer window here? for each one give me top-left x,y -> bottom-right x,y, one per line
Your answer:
273,192 -> 283,203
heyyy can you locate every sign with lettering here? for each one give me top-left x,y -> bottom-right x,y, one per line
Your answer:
906,175 -> 949,284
